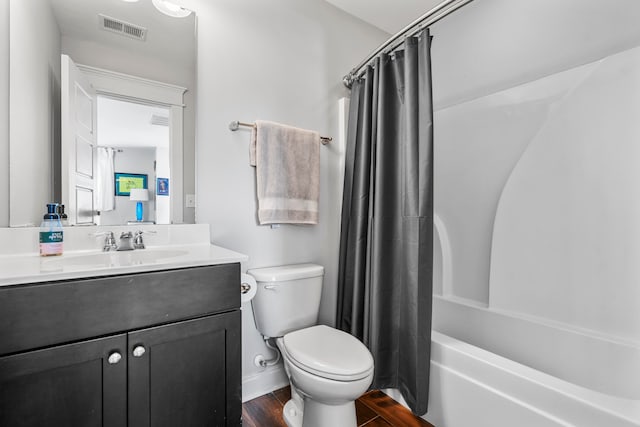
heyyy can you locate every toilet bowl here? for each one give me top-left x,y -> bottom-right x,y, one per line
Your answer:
248,264 -> 374,427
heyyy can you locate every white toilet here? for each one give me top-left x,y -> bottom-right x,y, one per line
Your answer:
248,264 -> 374,427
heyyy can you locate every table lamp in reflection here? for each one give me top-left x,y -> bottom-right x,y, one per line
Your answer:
129,189 -> 149,222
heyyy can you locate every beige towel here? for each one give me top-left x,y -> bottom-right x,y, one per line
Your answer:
251,120 -> 320,225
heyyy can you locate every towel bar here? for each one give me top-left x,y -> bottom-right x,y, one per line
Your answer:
229,120 -> 332,145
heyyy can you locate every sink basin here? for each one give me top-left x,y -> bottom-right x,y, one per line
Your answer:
43,249 -> 189,269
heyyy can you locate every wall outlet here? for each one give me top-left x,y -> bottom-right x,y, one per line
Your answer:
185,194 -> 196,208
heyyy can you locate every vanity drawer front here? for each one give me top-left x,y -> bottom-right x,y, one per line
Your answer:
0,263 -> 240,356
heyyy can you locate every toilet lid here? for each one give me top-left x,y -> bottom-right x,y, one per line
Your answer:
282,325 -> 374,381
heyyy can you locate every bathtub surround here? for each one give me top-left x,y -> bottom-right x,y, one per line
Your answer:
421,0 -> 640,424
489,44 -> 640,344
337,29 -> 434,415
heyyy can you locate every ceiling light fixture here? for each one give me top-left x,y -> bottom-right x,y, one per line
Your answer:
152,0 -> 192,18
121,0 -> 140,3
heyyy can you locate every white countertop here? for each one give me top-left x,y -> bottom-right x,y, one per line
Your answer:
0,244 -> 248,287
0,226 -> 248,286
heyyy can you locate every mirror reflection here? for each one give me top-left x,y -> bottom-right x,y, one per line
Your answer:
8,0 -> 196,227
97,96 -> 171,225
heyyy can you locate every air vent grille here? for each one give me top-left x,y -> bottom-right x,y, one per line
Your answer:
99,14 -> 147,41
150,114 -> 170,127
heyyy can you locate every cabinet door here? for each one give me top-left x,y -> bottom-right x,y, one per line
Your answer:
0,334 -> 127,427
128,311 -> 241,427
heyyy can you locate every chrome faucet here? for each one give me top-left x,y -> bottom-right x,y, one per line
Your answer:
94,230 -> 154,251
117,231 -> 135,251
102,232 -> 117,252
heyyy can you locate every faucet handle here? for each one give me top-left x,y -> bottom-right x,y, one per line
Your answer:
135,230 -> 157,235
92,231 -> 117,251
133,230 -> 146,249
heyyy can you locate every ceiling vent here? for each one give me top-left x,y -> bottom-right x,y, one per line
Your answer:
99,14 -> 147,41
150,114 -> 170,127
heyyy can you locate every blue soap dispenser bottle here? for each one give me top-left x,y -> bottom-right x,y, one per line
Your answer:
39,203 -> 64,256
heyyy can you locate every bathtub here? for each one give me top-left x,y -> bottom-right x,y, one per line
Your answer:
386,296 -> 640,426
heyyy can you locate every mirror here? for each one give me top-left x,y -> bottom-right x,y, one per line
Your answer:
8,0 -> 196,227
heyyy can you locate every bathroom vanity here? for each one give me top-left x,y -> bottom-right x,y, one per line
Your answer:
0,225 -> 246,427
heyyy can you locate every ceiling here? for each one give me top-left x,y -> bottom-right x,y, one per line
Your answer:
48,0 -> 442,78
49,0 -> 196,67
323,0 -> 448,34
97,97 -> 169,148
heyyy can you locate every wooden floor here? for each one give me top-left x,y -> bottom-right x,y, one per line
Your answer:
242,387 -> 434,427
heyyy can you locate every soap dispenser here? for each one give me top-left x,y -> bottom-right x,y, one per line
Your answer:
39,203 -> 64,256
56,204 -> 69,226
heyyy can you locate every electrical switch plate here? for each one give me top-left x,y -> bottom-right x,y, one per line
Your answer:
185,194 -> 196,208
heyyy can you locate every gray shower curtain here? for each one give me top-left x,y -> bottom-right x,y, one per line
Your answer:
336,29 -> 433,415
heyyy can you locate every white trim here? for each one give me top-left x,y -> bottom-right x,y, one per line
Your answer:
170,105 -> 184,224
77,64 -> 187,106
75,65 -> 186,225
242,365 -> 289,403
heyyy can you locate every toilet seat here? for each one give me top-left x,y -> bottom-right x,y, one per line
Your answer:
281,325 -> 374,382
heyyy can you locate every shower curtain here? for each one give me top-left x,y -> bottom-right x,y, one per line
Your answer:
96,147 -> 115,212
336,29 -> 434,415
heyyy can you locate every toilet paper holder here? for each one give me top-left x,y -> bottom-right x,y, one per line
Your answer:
241,282 -> 251,294
240,273 -> 257,303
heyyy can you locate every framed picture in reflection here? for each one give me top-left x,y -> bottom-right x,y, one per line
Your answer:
115,172 -> 148,196
157,177 -> 169,196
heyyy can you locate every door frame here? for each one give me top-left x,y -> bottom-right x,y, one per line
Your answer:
76,64 -> 187,225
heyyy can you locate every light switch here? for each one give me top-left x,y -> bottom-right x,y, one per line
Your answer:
185,194 -> 196,208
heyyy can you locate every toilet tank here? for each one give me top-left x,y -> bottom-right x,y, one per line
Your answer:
248,264 -> 324,338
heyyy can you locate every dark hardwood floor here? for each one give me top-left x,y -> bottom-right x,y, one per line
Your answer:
242,387 -> 434,427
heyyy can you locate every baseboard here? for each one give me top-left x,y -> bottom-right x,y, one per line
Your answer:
242,365 -> 289,403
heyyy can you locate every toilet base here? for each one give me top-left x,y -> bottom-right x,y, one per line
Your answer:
282,398 -> 357,427
282,399 -> 303,427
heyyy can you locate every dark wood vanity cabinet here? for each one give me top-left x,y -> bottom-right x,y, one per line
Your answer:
0,334 -> 127,427
128,312 -> 240,427
0,263 -> 242,427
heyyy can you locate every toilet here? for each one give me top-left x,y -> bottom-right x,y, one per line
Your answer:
248,264 -> 374,427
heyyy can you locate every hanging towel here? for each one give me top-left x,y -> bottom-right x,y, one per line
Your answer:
96,147 -> 115,211
251,120 -> 320,225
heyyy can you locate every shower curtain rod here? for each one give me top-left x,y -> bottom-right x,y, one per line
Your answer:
229,120 -> 333,145
99,146 -> 124,153
342,0 -> 474,88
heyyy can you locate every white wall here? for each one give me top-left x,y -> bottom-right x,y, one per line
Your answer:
61,36 -> 196,223
0,0 -> 8,227
189,0 -> 388,399
100,147 -> 156,225
9,0 -> 61,227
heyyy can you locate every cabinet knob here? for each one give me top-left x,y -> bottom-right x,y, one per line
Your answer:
108,352 -> 122,364
132,345 -> 146,357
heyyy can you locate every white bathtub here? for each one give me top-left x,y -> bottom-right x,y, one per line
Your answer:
394,297 -> 640,427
